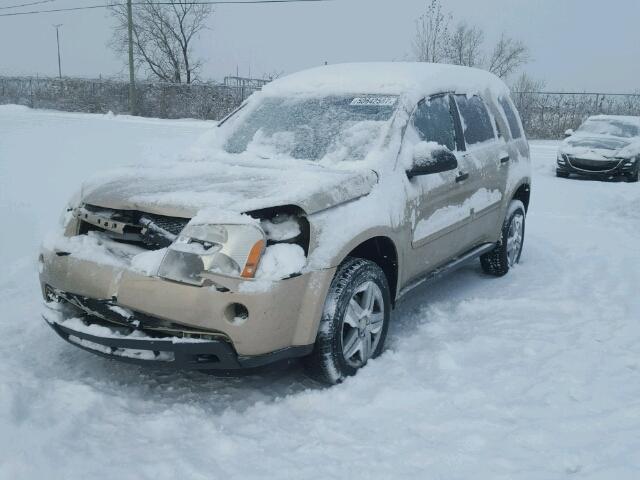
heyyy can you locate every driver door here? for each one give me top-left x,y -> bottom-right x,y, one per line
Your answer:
404,94 -> 475,282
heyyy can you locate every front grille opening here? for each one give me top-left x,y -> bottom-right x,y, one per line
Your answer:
53,289 -> 230,342
78,205 -> 190,250
568,158 -> 621,172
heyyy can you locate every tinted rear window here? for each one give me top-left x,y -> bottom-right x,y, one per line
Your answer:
455,95 -> 495,145
499,96 -> 523,139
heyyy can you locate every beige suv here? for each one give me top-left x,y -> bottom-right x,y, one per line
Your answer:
40,63 -> 531,384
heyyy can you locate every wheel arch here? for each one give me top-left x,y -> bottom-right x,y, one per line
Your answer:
340,233 -> 400,306
511,182 -> 531,212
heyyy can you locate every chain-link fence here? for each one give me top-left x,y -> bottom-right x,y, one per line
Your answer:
0,76 -> 257,120
2,76 -> 640,138
512,91 -> 640,139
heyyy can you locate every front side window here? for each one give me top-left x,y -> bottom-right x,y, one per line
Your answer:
454,95 -> 495,145
224,95 -> 397,162
499,96 -> 523,139
412,95 -> 457,151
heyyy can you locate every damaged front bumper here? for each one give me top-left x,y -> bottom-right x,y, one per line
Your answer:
39,238 -> 335,368
43,301 -> 312,370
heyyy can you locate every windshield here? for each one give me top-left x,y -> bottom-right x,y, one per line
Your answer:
224,95 -> 397,162
577,118 -> 640,138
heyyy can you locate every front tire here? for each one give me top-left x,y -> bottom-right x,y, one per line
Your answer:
556,170 -> 570,178
480,200 -> 526,277
304,257 -> 391,385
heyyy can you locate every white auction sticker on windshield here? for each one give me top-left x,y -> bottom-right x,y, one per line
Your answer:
350,96 -> 398,106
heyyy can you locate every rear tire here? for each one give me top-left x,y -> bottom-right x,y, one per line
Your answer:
304,257 -> 391,385
480,200 -> 526,277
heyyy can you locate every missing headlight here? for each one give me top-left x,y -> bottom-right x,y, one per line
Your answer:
250,206 -> 310,254
261,214 -> 302,243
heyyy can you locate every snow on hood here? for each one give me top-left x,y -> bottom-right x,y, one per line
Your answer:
560,135 -> 640,161
81,159 -> 377,218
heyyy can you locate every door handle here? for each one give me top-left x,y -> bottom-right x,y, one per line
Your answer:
455,172 -> 469,183
500,155 -> 510,164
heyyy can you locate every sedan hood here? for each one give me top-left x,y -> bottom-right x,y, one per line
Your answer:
561,136 -> 630,161
81,159 -> 378,218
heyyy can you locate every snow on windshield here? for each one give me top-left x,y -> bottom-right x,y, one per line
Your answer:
223,95 -> 397,163
577,118 -> 640,138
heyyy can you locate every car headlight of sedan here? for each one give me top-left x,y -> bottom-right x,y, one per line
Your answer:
557,153 -> 567,165
158,223 -> 265,285
613,156 -> 637,167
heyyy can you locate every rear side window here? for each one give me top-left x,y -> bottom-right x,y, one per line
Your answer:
454,95 -> 495,145
412,95 -> 457,151
499,96 -> 523,139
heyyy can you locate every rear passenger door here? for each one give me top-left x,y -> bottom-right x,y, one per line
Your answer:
453,94 -> 505,246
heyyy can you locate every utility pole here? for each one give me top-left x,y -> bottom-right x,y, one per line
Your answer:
127,0 -> 137,115
53,24 -> 62,78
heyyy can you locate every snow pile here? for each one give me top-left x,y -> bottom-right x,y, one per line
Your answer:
256,244 -> 306,280
42,231 -> 135,269
261,215 -> 301,242
129,248 -> 168,276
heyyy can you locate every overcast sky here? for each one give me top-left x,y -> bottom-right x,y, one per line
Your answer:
0,0 -> 639,92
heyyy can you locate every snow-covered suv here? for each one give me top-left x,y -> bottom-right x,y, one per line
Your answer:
40,63 -> 531,384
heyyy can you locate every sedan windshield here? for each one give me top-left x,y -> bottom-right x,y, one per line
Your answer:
577,118 -> 640,138
224,95 -> 398,162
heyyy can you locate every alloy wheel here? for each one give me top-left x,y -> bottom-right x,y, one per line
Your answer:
341,281 -> 385,368
507,212 -> 525,266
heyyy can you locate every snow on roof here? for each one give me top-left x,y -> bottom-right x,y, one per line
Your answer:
588,114 -> 640,125
263,62 -> 510,101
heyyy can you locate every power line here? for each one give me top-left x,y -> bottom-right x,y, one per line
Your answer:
0,0 -> 55,10
0,0 -> 332,17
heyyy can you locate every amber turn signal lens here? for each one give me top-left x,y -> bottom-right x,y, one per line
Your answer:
241,239 -> 265,279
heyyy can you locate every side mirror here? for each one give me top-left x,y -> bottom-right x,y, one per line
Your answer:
407,143 -> 458,179
564,129 -> 574,138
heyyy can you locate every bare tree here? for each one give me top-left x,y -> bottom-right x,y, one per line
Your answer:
510,71 -> 545,95
446,21 -> 484,67
487,33 -> 530,79
110,0 -> 212,84
509,72 -> 546,132
412,0 -> 451,63
411,3 -> 531,79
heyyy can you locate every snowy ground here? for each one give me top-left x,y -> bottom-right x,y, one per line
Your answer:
1,105 -> 639,480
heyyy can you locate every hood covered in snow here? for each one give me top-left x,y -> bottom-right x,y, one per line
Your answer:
81,159 -> 378,218
560,135 -> 638,161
